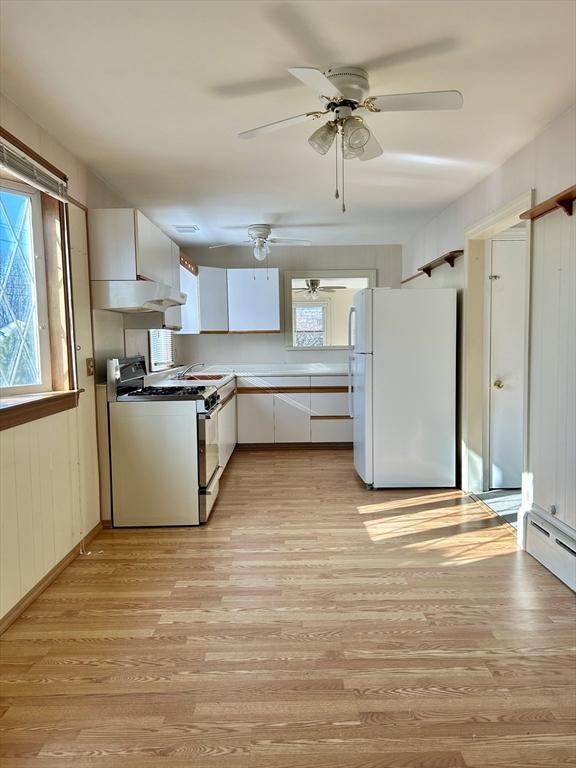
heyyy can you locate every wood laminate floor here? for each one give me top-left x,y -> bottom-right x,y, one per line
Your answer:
1,448 -> 575,767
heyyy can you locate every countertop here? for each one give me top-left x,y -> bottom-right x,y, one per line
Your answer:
148,363 -> 348,390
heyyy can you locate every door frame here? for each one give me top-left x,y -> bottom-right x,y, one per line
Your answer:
483,229 -> 528,492
461,191 -> 533,533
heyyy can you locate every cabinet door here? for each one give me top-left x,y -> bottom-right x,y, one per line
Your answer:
164,241 -> 182,330
218,394 -> 237,469
88,209 -> 137,280
198,266 -> 229,331
227,268 -> 280,331
237,394 -> 274,443
178,266 -> 200,334
134,211 -> 173,284
274,392 -> 310,443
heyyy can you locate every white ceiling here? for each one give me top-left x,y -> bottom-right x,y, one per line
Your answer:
1,0 -> 574,247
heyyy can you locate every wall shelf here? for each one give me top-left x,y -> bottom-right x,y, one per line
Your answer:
520,185 -> 576,221
419,249 -> 464,278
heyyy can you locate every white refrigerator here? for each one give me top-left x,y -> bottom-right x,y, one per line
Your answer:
349,288 -> 456,488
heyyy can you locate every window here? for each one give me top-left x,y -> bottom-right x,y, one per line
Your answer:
293,302 -> 328,347
0,181 -> 51,393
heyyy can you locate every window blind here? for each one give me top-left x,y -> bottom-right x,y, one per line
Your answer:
0,140 -> 68,202
149,329 -> 175,372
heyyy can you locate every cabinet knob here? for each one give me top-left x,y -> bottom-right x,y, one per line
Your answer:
493,379 -> 504,389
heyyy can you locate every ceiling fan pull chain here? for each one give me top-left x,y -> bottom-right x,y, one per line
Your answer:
341,130 -> 346,213
334,129 -> 340,200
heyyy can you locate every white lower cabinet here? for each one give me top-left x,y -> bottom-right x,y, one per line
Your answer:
236,375 -> 352,445
218,393 -> 237,468
274,392 -> 311,442
237,393 -> 274,443
310,389 -> 352,442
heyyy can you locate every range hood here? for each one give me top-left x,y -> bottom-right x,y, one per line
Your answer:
91,280 -> 186,313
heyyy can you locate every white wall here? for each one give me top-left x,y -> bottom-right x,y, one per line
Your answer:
403,106 -> 575,280
403,105 -> 576,558
0,95 -> 130,619
176,244 -> 402,364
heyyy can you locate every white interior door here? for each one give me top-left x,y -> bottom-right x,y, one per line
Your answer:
488,238 -> 527,489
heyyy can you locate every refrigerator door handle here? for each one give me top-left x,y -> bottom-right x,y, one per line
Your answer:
347,307 -> 356,418
347,306 -> 356,349
348,355 -> 354,418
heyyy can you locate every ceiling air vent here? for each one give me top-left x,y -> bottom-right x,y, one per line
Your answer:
173,224 -> 200,234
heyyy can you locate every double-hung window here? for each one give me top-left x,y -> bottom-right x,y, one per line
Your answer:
292,302 -> 328,347
0,180 -> 51,395
0,180 -> 51,394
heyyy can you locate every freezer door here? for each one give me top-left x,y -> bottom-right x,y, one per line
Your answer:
352,352 -> 373,484
352,289 -> 373,354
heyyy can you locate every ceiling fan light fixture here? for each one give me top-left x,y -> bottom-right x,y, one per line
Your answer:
253,238 -> 270,261
308,121 -> 337,155
342,116 -> 370,152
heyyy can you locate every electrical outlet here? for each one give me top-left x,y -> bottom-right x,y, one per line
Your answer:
86,357 -> 95,377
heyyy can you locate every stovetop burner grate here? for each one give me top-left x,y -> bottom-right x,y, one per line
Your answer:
128,385 -> 207,397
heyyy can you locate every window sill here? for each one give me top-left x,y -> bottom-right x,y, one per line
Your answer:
0,390 -> 80,431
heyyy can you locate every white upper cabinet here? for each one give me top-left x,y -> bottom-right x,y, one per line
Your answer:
179,265 -> 228,333
163,241 -> 182,330
179,265 -> 200,334
88,208 -> 174,285
227,268 -> 280,332
198,266 -> 229,331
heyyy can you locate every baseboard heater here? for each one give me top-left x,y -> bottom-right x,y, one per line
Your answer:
526,510 -> 576,591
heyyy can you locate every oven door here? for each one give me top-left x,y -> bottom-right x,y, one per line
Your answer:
198,404 -> 221,489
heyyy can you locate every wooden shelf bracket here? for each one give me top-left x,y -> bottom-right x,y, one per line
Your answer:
520,185 -> 576,221
419,249 -> 464,278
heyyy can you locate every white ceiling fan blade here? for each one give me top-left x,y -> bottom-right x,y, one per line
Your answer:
358,131 -> 383,162
239,112 -> 320,139
368,90 -> 463,112
288,67 -> 343,98
208,241 -> 249,249
269,238 -> 312,245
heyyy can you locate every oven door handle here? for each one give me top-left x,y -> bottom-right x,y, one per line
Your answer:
198,402 -> 222,419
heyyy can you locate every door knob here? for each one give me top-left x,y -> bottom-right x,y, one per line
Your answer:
493,379 -> 504,389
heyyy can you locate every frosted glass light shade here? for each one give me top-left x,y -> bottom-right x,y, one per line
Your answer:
342,116 -> 370,156
308,121 -> 337,155
253,239 -> 270,261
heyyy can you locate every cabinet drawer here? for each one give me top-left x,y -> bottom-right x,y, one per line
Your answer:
236,376 -> 311,390
310,392 -> 349,417
311,418 -> 353,443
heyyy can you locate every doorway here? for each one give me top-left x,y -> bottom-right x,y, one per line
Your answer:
461,192 -> 532,538
486,229 -> 527,489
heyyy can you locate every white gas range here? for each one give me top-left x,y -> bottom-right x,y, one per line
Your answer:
107,356 -> 229,526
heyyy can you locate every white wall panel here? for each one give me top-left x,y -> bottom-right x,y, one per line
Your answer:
403,107 -> 576,279
529,210 -> 576,530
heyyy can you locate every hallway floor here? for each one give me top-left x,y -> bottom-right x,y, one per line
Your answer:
1,449 -> 575,767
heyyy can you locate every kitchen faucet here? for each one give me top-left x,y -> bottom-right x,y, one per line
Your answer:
176,362 -> 205,379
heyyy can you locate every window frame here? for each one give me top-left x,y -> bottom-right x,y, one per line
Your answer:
0,177 -> 53,395
292,300 -> 329,348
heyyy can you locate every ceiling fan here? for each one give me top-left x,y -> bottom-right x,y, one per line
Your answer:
209,224 -> 311,261
238,65 -> 462,211
295,279 -> 348,296
239,65 -> 463,161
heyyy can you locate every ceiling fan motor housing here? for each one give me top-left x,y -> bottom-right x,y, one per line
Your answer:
324,66 -> 369,103
247,224 -> 272,242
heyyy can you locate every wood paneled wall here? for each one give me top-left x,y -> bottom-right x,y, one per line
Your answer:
0,204 -> 101,621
